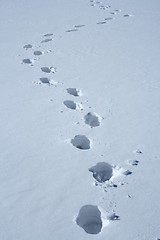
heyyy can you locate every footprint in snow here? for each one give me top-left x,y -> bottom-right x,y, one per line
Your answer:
66,29 -> 78,33
76,205 -> 102,234
41,38 -> 52,43
105,17 -> 113,21
71,135 -> 91,150
123,14 -> 132,17
97,21 -> 106,25
74,25 -> 85,28
67,88 -> 81,96
23,44 -> 32,49
33,50 -> 43,56
89,162 -> 113,183
107,212 -> 120,221
63,100 -> 77,110
22,58 -> 34,64
39,77 -> 57,86
43,33 -> 53,37
41,66 -> 56,73
127,159 -> 139,166
84,112 -> 101,127
123,170 -> 132,176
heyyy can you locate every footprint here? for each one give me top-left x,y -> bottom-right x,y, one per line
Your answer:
84,112 -> 101,128
33,50 -> 43,56
74,25 -> 85,28
23,44 -> 32,49
41,38 -> 52,43
123,14 -> 132,17
123,170 -> 132,176
39,77 -> 57,86
63,100 -> 77,110
43,33 -> 53,37
105,17 -> 113,20
97,21 -> 106,25
67,88 -> 81,96
76,205 -> 102,234
66,29 -> 78,33
89,162 -> 113,183
127,160 -> 139,166
110,12 -> 117,15
41,67 -> 56,73
107,212 -> 120,221
71,135 -> 91,150
22,58 -> 34,64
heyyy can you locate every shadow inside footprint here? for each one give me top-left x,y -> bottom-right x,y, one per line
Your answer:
76,205 -> 102,234
71,135 -> 91,150
63,100 -> 76,110
89,162 -> 113,182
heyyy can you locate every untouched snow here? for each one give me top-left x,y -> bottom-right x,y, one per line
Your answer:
0,0 -> 160,239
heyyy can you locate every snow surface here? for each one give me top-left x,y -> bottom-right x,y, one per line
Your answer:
0,0 -> 160,239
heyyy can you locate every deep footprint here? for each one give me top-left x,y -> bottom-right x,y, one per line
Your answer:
89,162 -> 113,182
63,100 -> 77,110
67,88 -> 81,96
84,112 -> 101,127
71,135 -> 91,150
76,205 -> 102,234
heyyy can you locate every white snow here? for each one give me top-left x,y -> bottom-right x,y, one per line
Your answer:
0,0 -> 160,239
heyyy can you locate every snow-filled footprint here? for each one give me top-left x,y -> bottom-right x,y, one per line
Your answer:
67,88 -> 81,96
76,205 -> 102,234
84,112 -> 101,127
71,135 -> 91,150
